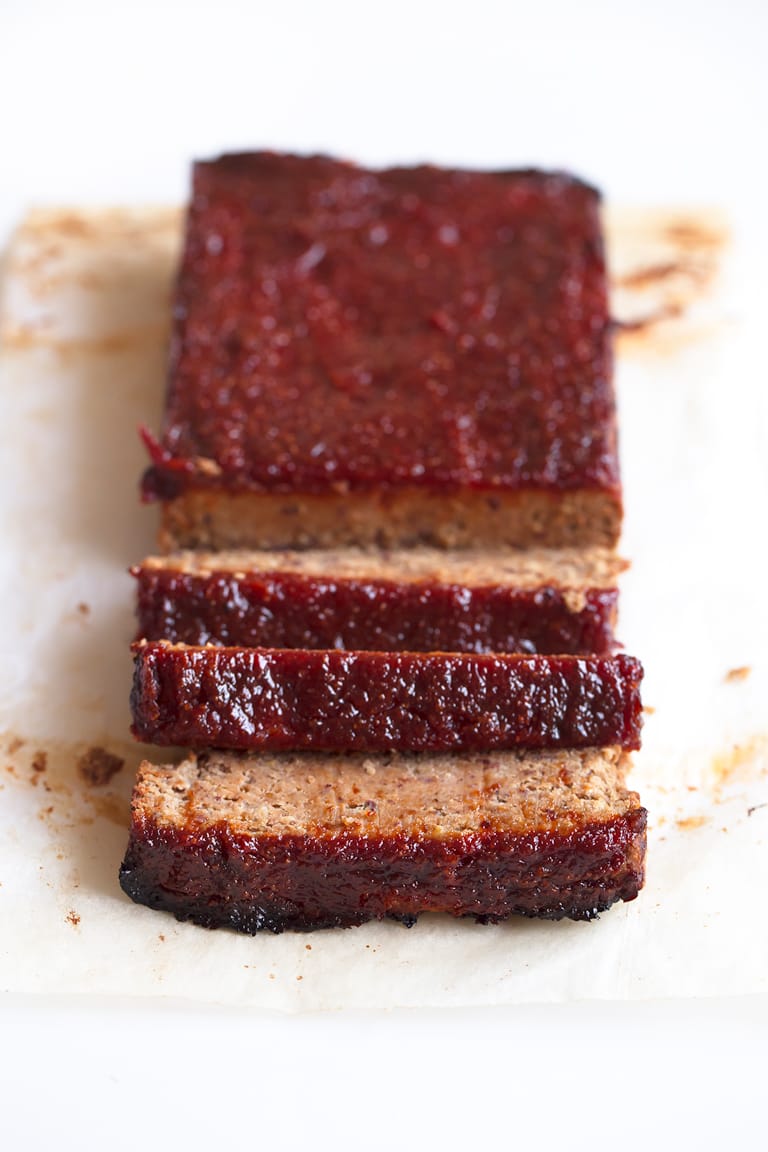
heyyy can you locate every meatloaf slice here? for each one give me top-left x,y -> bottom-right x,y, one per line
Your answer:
134,546 -> 625,654
118,747 -> 647,931
130,642 -> 643,752
142,154 -> 621,551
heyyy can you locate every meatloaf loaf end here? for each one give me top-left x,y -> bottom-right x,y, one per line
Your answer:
142,153 -> 621,551
134,546 -> 626,654
118,747 -> 647,932
130,642 -> 644,752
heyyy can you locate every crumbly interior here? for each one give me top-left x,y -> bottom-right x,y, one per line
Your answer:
142,544 -> 626,589
136,747 -> 639,840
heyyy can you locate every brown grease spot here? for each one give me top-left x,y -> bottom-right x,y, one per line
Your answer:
609,208 -> 727,352
676,815 -> 708,830
711,736 -> 768,786
615,303 -> 685,333
664,219 -> 728,249
76,602 -> 90,616
616,261 -> 687,289
7,737 -> 24,755
76,746 -> 124,787
88,793 -> 130,827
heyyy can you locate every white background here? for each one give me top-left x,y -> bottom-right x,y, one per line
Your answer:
1,1 -> 766,1149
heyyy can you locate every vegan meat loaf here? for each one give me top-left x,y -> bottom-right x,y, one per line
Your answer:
130,642 -> 643,752
141,153 -> 621,550
134,546 -> 625,654
118,747 -> 647,931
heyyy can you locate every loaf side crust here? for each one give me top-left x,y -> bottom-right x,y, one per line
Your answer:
158,488 -> 622,551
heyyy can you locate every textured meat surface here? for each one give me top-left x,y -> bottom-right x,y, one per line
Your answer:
119,748 -> 647,932
142,153 -> 618,504
130,643 -> 644,752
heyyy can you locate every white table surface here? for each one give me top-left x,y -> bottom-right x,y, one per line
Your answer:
1,1 -> 766,1148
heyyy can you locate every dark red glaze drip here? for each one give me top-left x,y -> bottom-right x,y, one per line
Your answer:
130,644 -> 643,752
119,808 -> 648,932
134,567 -> 619,655
142,153 -> 618,502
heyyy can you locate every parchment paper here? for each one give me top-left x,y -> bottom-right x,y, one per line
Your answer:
0,206 -> 765,1010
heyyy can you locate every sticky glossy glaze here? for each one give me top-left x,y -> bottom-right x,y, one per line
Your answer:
119,808 -> 648,932
130,644 -> 643,752
134,566 -> 619,654
142,153 -> 618,503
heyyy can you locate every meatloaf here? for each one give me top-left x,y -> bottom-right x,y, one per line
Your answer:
118,747 -> 647,931
134,546 -> 625,654
142,153 -> 621,551
130,642 -> 643,752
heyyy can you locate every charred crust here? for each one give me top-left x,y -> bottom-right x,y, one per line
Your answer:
118,809 -> 647,935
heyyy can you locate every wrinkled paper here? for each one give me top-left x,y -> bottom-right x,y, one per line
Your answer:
0,206 -> 765,1010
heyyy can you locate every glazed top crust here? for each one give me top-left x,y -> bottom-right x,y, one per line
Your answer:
143,153 -> 618,501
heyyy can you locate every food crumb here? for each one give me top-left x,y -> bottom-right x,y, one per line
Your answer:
643,705 -> 656,715
747,803 -> 767,817
725,665 -> 751,683
268,973 -> 275,980
76,602 -> 90,616
76,746 -> 124,787
30,750 -> 47,784
158,934 -> 165,942
66,910 -> 81,927
296,975 -> 303,981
